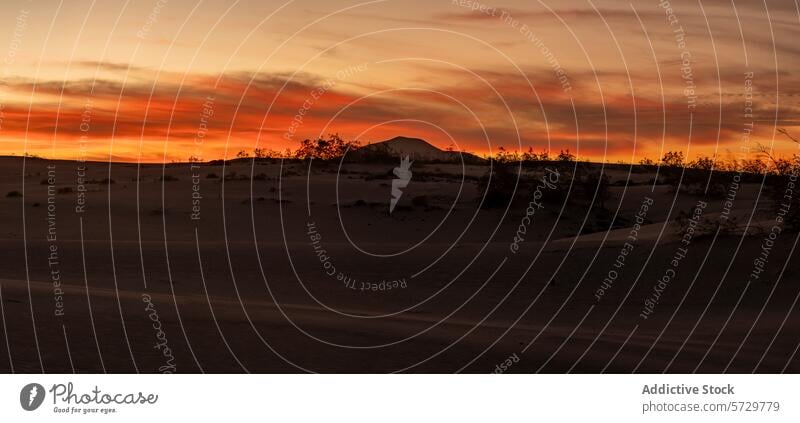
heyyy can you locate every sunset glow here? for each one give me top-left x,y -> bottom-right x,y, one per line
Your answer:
0,0 -> 798,162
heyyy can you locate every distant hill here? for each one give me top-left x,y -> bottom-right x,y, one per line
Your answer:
353,136 -> 484,163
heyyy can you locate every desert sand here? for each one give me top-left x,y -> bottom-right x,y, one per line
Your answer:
1,140 -> 798,373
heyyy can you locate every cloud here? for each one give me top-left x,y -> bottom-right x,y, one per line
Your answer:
434,7 -> 670,23
2,60 -> 799,162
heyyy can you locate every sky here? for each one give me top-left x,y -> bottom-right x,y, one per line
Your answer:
0,0 -> 798,162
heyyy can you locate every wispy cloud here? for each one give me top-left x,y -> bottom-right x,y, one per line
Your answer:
2,59 -> 799,162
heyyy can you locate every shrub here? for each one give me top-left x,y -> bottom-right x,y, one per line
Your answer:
294,133 -> 360,160
688,156 -> 716,170
494,147 -> 521,163
661,151 -> 685,167
742,158 -> 767,175
557,149 -> 576,162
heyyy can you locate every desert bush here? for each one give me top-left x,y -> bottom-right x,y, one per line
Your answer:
688,156 -> 716,170
557,149 -> 576,162
6,190 -> 21,198
756,147 -> 800,176
494,147 -> 521,163
253,148 -> 284,159
294,133 -> 359,160
661,151 -> 684,167
770,157 -> 798,176
740,158 -> 767,174
521,147 -> 550,162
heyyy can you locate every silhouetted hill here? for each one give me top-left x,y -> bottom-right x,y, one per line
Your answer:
353,136 -> 484,163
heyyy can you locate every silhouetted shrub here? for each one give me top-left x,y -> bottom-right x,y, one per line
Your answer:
294,134 -> 360,160
557,149 -> 576,162
661,151 -> 685,167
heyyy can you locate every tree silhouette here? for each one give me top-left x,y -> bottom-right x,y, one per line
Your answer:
661,151 -> 684,167
294,133 -> 359,160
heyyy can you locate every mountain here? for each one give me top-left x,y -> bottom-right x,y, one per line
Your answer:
354,136 -> 483,163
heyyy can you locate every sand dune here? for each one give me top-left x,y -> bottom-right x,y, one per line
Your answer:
0,157 -> 797,373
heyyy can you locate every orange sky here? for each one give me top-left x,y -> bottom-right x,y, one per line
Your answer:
0,0 -> 798,162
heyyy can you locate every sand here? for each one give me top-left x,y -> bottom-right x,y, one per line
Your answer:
0,156 -> 798,373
